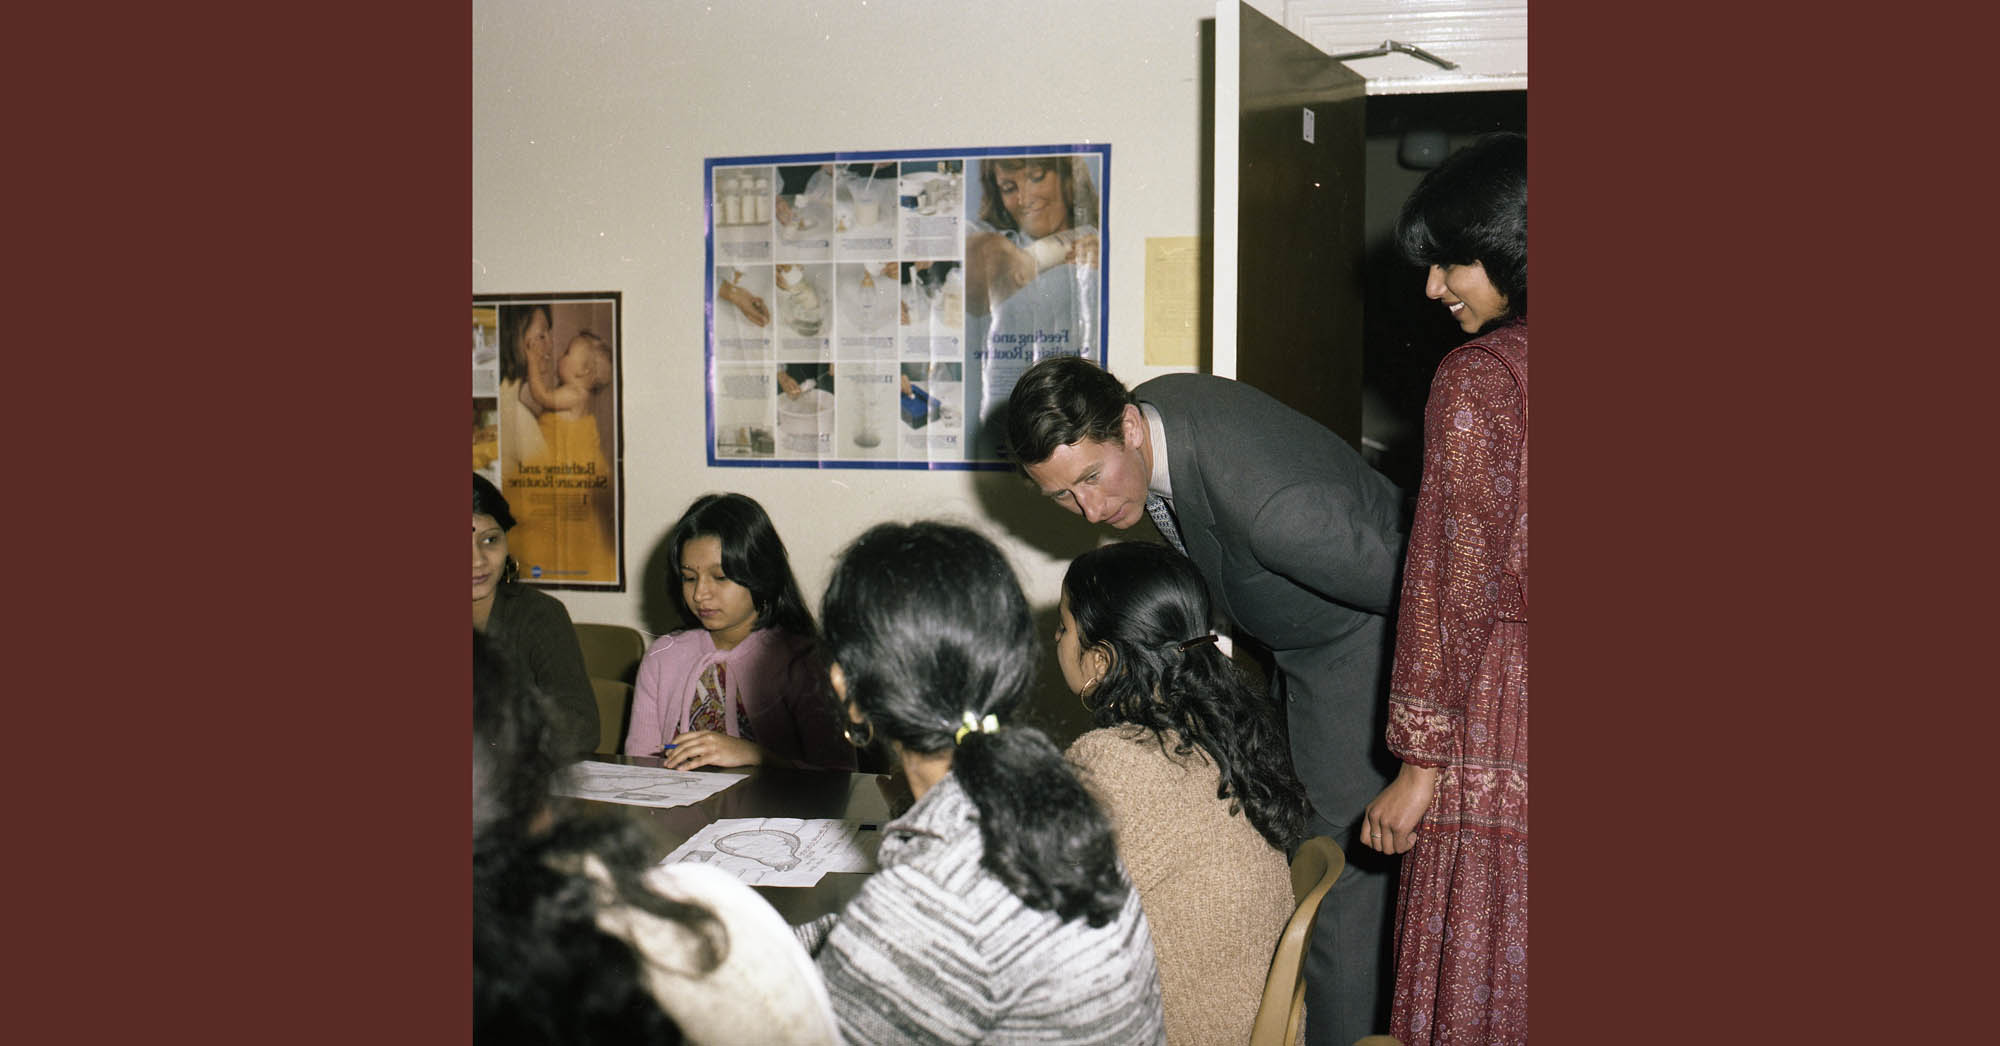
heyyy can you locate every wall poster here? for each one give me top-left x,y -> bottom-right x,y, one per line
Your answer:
473,292 -> 625,590
704,144 -> 1110,469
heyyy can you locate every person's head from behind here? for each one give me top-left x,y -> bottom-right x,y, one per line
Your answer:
820,520 -> 1128,925
979,155 -> 1097,240
498,303 -> 553,383
473,629 -> 561,836
666,492 -> 814,647
473,473 -> 517,607
473,631 -> 702,1045
1058,541 -> 1310,852
1004,355 -> 1153,530
559,331 -> 614,392
820,521 -> 1038,761
1396,131 -> 1526,333
1057,541 -> 1212,713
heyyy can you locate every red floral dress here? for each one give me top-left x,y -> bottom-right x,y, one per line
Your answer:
1386,321 -> 1529,1045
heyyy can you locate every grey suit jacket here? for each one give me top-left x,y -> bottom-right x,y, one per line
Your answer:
1135,374 -> 1407,829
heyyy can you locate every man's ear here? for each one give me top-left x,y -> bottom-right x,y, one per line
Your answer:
1120,402 -> 1145,447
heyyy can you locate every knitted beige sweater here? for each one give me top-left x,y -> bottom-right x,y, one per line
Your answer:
1066,726 -> 1295,1046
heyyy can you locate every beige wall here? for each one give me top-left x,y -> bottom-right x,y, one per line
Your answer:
474,1 -> 1220,735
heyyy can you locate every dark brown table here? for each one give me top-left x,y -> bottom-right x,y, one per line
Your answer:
561,754 -> 905,924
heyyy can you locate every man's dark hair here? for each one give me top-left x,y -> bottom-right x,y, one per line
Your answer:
1001,355 -> 1134,468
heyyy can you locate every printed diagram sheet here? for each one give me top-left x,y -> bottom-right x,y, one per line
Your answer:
554,761 -> 746,809
662,818 -> 883,886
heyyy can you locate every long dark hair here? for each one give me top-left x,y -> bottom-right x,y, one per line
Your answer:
666,493 -> 816,639
473,472 -> 518,531
1396,131 -> 1528,318
821,521 -> 1129,927
1064,542 -> 1310,853
474,632 -> 716,1044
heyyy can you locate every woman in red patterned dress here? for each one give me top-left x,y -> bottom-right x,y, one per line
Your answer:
1362,132 -> 1529,1045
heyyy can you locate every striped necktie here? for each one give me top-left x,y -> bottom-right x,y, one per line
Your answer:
1146,494 -> 1186,555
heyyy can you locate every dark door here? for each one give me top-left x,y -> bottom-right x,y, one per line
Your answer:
1232,2 -> 1368,448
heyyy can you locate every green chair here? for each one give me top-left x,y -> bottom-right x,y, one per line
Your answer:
573,623 -> 648,754
573,622 -> 647,684
589,678 -> 635,756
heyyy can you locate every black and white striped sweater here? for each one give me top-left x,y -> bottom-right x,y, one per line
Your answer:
797,774 -> 1167,1044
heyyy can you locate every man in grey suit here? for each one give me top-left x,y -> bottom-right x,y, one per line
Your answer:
1004,355 -> 1407,1046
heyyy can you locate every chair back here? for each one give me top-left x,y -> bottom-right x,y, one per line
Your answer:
574,623 -> 646,754
573,623 -> 648,684
589,678 -> 634,755
1249,835 -> 1346,1046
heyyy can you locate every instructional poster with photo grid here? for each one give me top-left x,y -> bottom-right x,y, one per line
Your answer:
705,145 -> 1109,469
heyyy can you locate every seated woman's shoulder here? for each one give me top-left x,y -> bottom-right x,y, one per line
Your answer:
767,626 -> 821,659
627,861 -> 843,1045
644,860 -> 777,923
1067,724 -> 1172,764
644,628 -> 703,656
506,581 -> 569,615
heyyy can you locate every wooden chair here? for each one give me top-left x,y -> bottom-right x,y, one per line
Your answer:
589,678 -> 634,756
1249,835 -> 1346,1046
573,622 -> 647,684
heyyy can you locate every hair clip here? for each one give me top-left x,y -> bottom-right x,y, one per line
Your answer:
954,710 -> 1000,744
1177,634 -> 1219,653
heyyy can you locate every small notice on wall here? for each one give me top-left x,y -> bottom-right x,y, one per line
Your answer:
705,144 -> 1110,470
1144,236 -> 1200,367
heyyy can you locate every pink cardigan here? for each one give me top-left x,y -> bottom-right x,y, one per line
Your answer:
624,627 -> 857,771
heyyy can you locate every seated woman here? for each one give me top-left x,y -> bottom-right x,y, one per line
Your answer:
799,521 -> 1166,1045
1057,541 -> 1311,1045
626,493 -> 854,772
473,630 -> 840,1045
474,472 -> 597,759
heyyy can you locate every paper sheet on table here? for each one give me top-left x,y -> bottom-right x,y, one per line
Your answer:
662,818 -> 883,886
553,761 -> 747,809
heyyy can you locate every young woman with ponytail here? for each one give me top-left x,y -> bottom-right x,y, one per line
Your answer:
799,521 -> 1166,1045
1057,540 -> 1313,1045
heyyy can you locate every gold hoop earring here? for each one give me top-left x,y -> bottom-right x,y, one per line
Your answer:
1077,677 -> 1102,714
843,719 -> 876,748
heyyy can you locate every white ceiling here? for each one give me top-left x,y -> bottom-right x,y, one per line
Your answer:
1247,0 -> 1526,95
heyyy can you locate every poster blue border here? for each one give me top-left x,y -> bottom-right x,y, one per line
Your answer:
701,143 -> 1110,472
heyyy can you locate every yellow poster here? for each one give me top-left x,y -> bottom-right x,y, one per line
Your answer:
473,293 -> 624,590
